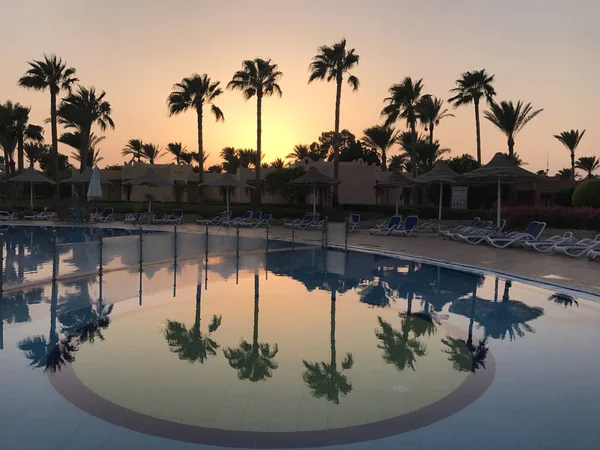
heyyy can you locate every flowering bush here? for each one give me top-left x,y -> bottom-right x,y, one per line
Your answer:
502,206 -> 600,231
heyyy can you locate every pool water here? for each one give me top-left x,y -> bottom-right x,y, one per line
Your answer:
1,240 -> 600,449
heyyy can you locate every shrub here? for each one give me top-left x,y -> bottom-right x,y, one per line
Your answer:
552,187 -> 576,207
502,206 -> 600,231
572,179 -> 600,208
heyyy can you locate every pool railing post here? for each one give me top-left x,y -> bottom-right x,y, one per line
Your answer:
0,233 -> 4,296
98,229 -> 103,279
139,227 -> 143,266
344,215 -> 348,252
236,224 -> 240,258
205,224 -> 209,253
52,229 -> 58,282
292,228 -> 295,250
265,226 -> 269,253
173,224 -> 178,263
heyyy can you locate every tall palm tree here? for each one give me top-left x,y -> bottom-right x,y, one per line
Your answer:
416,96 -> 454,145
223,273 -> 278,381
220,146 -> 239,173
18,54 -> 78,198
24,143 -> 46,168
141,143 -> 163,164
362,125 -> 399,171
575,156 -> 599,179
382,77 -> 424,183
308,39 -> 359,206
484,100 -> 543,161
167,74 -> 224,198
228,59 -> 282,205
164,283 -> 222,363
121,138 -> 145,162
13,105 -> 45,172
61,131 -> 105,166
554,130 -> 586,180
388,154 -> 408,172
302,288 -> 354,404
398,132 -> 449,175
448,69 -> 496,164
166,142 -> 187,164
0,101 -> 37,175
57,85 -> 115,171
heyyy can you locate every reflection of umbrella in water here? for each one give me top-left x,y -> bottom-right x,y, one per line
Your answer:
7,167 -> 56,209
458,153 -> 541,228
290,167 -> 341,215
123,169 -> 172,212
413,161 -> 459,222
375,171 -> 414,216
201,173 -> 254,212
450,279 -> 544,340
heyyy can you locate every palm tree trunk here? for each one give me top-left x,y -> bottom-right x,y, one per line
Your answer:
570,151 -> 575,181
50,91 -> 60,202
410,121 -> 418,205
507,137 -> 515,160
407,292 -> 413,315
194,296 -> 201,335
382,151 -> 387,171
474,99 -> 482,165
333,77 -> 342,207
429,123 -> 434,146
197,107 -> 205,202
254,94 -> 262,206
17,134 -> 24,172
253,273 -> 260,348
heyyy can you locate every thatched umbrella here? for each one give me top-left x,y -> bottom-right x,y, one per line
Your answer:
375,171 -> 414,215
123,169 -> 172,212
290,167 -> 341,215
458,153 -> 541,227
7,167 -> 56,208
201,173 -> 253,212
413,161 -> 459,221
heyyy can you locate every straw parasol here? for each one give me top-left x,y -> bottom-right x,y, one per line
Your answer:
201,173 -> 254,212
290,167 -> 341,215
413,161 -> 460,221
123,168 -> 172,212
86,167 -> 103,201
375,171 -> 414,215
7,167 -> 56,208
458,152 -> 541,227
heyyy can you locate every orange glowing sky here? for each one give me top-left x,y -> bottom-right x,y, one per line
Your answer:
1,0 -> 598,174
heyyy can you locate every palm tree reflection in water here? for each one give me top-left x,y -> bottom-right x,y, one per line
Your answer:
224,273 -> 278,382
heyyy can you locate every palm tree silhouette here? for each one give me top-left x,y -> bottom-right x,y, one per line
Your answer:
62,132 -> 105,168
375,313 -> 427,371
18,54 -> 77,198
554,130 -> 586,180
167,74 -> 224,197
308,39 -> 359,205
121,138 -> 145,162
224,273 -> 278,381
228,59 -> 282,206
362,125 -> 399,171
484,100 -> 543,161
57,85 -> 115,170
448,70 -> 496,164
164,279 -> 222,363
382,77 -> 424,184
575,156 -> 599,179
416,95 -> 454,146
166,142 -> 188,165
302,288 -> 354,404
141,143 -> 164,164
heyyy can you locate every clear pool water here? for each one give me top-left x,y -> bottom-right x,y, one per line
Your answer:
1,229 -> 599,450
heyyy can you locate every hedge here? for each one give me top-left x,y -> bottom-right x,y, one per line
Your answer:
502,206 -> 600,231
572,179 -> 600,208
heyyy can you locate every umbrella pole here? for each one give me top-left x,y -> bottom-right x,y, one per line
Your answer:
438,182 -> 443,221
313,182 -> 316,215
497,176 -> 501,228
30,182 -> 33,209
395,188 -> 399,216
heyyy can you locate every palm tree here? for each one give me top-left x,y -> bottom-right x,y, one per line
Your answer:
121,138 -> 145,162
228,59 -> 282,205
302,288 -> 354,404
237,148 -> 262,168
388,154 -> 408,172
0,101 -> 39,175
61,131 -> 105,167
575,156 -> 599,179
167,74 -> 224,198
220,146 -> 239,173
270,158 -> 285,169
448,69 -> 496,164
416,96 -> 454,145
557,168 -> 575,180
382,77 -> 425,183
19,54 -> 78,197
484,100 -> 543,161
375,313 -> 427,371
554,130 -> 586,180
398,132 -> 449,175
164,283 -> 222,363
190,151 -> 209,167
141,143 -> 163,164
57,85 -> 115,171
24,143 -> 46,168
166,142 -> 188,164
223,273 -> 278,381
287,144 -> 311,161
362,125 -> 399,171
308,39 -> 359,206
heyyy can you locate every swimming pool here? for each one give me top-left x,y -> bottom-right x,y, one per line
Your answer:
1,233 -> 599,449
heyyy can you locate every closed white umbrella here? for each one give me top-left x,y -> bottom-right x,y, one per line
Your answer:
87,167 -> 103,200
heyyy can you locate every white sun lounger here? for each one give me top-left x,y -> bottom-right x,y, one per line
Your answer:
0,211 -> 18,221
284,212 -> 311,229
553,234 -> 600,258
485,221 -> 547,249
439,217 -> 481,238
459,220 -> 506,245
392,215 -> 419,236
523,231 -> 577,253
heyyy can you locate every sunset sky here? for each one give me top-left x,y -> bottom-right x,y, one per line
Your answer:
1,0 -> 598,174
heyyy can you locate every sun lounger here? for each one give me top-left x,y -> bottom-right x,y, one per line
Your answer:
439,217 -> 481,238
553,234 -> 600,258
459,220 -> 506,244
166,209 -> 184,224
392,215 -> 419,236
124,212 -> 146,224
523,232 -> 577,253
95,208 -> 114,223
588,248 -> 600,261
369,215 -> 400,235
240,211 -> 262,227
347,214 -> 360,233
89,207 -> 98,222
196,211 -> 228,225
225,210 -> 253,228
370,215 -> 402,235
485,221 -> 546,249
0,211 -> 18,221
416,220 -> 439,233
448,220 -> 493,240
284,212 -> 311,229
248,213 -> 272,228
300,213 -> 320,230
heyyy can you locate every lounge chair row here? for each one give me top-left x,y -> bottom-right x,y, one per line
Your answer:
369,215 -> 420,236
284,212 -> 324,230
196,211 -> 271,228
